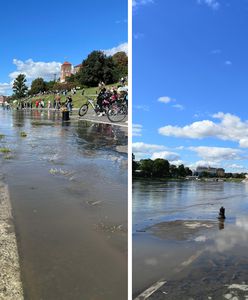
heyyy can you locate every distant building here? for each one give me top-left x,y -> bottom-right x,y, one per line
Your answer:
196,166 -> 225,177
0,95 -> 6,104
73,63 -> 82,74
60,61 -> 72,83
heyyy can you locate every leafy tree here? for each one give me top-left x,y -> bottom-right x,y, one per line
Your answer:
177,164 -> 187,177
12,74 -> 28,98
30,77 -> 47,95
112,51 -> 128,80
170,164 -> 178,178
185,167 -> 193,176
139,159 -> 154,177
152,158 -> 170,178
77,51 -> 116,87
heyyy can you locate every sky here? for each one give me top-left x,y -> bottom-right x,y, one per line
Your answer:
0,0 -> 127,95
132,0 -> 248,173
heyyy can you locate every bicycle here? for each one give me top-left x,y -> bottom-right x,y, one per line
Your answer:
106,99 -> 128,123
78,96 -> 105,117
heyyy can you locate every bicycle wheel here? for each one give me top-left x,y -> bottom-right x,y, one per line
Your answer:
107,103 -> 127,122
78,104 -> 88,116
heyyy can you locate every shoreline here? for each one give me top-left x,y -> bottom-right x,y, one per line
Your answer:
0,179 -> 23,299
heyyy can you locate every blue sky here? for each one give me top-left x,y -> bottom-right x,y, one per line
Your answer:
132,0 -> 248,173
0,0 -> 127,95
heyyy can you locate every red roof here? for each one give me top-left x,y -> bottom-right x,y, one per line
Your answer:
62,61 -> 72,65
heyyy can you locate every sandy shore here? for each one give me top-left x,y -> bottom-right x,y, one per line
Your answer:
0,180 -> 23,300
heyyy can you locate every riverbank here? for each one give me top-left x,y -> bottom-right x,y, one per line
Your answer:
0,179 -> 23,299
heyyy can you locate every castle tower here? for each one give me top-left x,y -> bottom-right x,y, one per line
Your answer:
60,61 -> 72,83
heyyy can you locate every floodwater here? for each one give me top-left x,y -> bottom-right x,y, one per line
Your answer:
0,109 -> 127,300
133,179 -> 248,299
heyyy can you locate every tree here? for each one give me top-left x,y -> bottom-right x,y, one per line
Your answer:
177,164 -> 187,177
30,77 -> 47,95
77,51 -> 116,87
170,164 -> 179,178
139,159 -> 154,177
12,74 -> 28,98
152,158 -> 170,178
112,51 -> 128,80
185,167 -> 193,176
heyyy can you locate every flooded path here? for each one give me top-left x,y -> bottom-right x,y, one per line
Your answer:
133,179 -> 248,299
0,109 -> 127,300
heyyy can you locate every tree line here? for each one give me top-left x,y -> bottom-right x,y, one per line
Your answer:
11,50 -> 128,99
132,155 -> 193,178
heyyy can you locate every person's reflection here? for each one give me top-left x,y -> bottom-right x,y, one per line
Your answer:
218,219 -> 225,230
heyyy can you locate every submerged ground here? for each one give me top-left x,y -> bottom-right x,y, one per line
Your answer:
133,179 -> 248,300
0,109 -> 127,300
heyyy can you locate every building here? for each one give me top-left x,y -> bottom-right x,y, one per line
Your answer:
60,61 -> 72,83
0,95 -> 6,105
73,63 -> 82,74
196,166 -> 225,177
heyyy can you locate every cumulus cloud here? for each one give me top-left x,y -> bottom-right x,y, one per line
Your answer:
189,146 -> 245,162
132,124 -> 143,137
133,0 -> 154,7
132,142 -> 167,153
0,83 -> 12,95
133,105 -> 149,111
197,0 -> 220,10
151,151 -> 180,161
103,42 -> 128,56
9,59 -> 61,81
132,142 -> 182,162
158,96 -> 174,104
172,104 -> 184,110
211,49 -> 222,54
159,112 -> 248,148
225,60 -> 232,66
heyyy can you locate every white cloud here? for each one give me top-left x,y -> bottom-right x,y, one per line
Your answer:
189,146 -> 245,162
132,124 -> 143,137
132,142 -> 167,153
197,0 -> 220,10
103,42 -> 128,56
132,142 -> 182,162
9,59 -> 61,81
159,112 -> 248,148
227,164 -> 248,171
225,60 -> 232,66
211,49 -> 222,54
172,104 -> 184,110
158,96 -> 174,104
133,0 -> 154,7
151,151 -> 180,161
0,83 -> 12,95
133,33 -> 144,40
133,105 -> 149,111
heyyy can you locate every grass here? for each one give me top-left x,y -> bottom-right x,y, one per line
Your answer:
0,134 -> 5,139
0,147 -> 11,153
19,83 -> 119,109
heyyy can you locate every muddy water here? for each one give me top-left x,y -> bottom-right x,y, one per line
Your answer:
133,179 -> 248,299
0,109 -> 127,300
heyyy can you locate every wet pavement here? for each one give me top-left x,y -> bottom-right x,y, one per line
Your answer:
0,109 -> 127,300
133,179 -> 248,299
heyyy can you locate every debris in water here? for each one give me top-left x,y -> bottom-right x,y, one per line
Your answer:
20,131 -> 27,137
49,168 -> 72,176
87,200 -> 102,206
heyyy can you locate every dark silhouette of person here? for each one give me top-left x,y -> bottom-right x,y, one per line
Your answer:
219,206 -> 225,219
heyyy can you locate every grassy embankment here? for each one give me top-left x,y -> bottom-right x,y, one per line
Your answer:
27,83 -> 118,109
